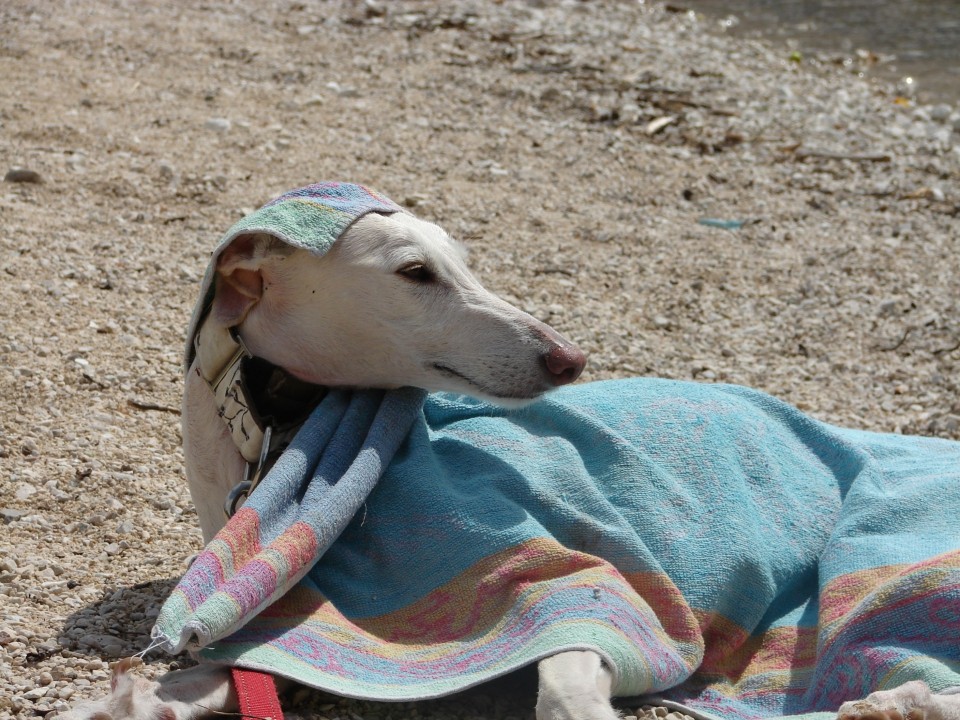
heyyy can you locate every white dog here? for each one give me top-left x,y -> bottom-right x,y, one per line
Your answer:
63,207 -> 959,720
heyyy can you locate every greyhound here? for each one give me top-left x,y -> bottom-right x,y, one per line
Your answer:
62,207 -> 959,720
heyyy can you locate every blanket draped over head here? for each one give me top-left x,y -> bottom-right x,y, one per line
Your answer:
155,182 -> 960,720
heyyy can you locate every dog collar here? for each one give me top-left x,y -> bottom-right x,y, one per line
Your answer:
193,316 -> 267,465
193,314 -> 328,516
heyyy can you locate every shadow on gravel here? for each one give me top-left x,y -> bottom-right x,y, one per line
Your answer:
288,665 -> 540,720
54,578 -> 539,718
57,577 -> 180,663
51,578 -> 539,718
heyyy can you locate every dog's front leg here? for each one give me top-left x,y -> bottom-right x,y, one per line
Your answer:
152,664 -> 239,720
60,659 -> 240,720
838,681 -> 960,720
537,650 -> 620,720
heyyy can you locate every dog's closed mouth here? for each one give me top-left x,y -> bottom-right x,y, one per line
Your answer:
430,362 -> 539,402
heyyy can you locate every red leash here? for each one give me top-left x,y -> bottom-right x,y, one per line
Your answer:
231,668 -> 284,720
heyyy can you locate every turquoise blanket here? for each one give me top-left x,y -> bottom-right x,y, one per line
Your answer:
156,378 -> 960,719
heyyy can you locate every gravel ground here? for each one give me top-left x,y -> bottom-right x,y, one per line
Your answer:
1,1 -> 958,718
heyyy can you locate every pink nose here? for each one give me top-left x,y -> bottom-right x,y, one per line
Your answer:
543,344 -> 587,386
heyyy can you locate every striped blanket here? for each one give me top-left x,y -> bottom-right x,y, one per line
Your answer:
154,379 -> 960,720
156,182 -> 960,719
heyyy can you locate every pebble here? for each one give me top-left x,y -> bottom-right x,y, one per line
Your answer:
326,81 -> 360,98
0,508 -> 25,523
158,161 -> 177,181
14,483 -> 36,500
204,117 -> 231,132
929,104 -> 952,123
3,167 -> 43,183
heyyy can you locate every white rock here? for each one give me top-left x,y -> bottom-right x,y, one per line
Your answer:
929,104 -> 952,123
204,118 -> 231,132
14,483 -> 36,501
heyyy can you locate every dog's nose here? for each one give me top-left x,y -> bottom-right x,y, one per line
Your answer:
543,344 -> 586,386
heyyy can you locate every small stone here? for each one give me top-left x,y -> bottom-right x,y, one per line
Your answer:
117,520 -> 136,534
15,482 -> 37,500
158,161 -> 177,181
404,193 -> 430,207
4,167 -> 43,183
39,672 -> 53,686
104,543 -> 121,556
653,315 -> 671,329
79,635 -> 114,651
204,117 -> 231,132
1,508 -> 25,523
325,81 -> 359,98
929,104 -> 952,123
0,626 -> 15,645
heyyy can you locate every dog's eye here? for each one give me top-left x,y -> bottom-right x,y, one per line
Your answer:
396,263 -> 436,284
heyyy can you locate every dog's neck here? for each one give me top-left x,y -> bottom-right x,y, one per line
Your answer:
193,314 -> 327,480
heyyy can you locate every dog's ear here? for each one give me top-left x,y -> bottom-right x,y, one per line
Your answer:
213,234 -> 267,326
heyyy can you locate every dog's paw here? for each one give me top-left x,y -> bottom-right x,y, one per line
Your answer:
837,681 -> 960,720
58,658 -> 175,720
536,651 -> 621,720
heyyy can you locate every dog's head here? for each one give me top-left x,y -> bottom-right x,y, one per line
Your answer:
207,210 -> 585,405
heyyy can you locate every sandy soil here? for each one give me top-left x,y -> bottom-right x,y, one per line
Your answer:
1,1 -> 958,718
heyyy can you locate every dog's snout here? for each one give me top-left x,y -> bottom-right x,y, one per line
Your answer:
543,344 -> 586,386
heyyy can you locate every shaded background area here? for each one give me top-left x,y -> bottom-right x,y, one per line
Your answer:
685,0 -> 960,104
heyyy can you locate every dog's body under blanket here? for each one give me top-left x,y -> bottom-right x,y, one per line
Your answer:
155,377 -> 960,720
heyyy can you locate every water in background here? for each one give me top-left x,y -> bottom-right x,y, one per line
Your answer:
682,0 -> 960,105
